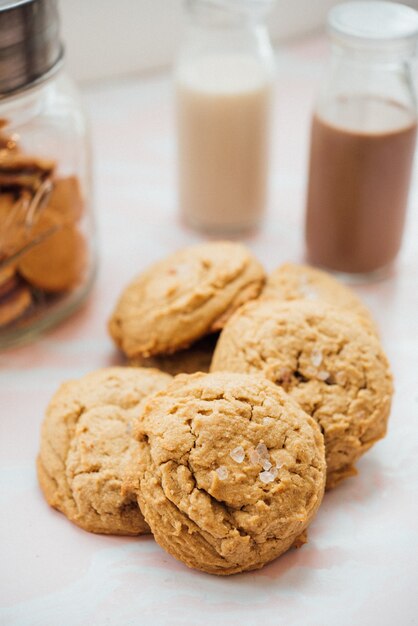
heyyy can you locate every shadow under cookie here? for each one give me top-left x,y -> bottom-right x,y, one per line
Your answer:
129,333 -> 218,376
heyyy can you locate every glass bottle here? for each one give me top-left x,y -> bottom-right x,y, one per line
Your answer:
0,0 -> 96,348
175,0 -> 275,234
305,1 -> 418,279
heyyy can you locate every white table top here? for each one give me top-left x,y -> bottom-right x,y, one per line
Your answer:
1,34 -> 418,626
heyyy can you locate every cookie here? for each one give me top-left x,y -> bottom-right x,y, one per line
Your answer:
18,216 -> 87,292
128,371 -> 325,575
37,367 -> 172,535
263,262 -> 378,335
0,262 -> 17,298
1,176 -> 83,261
211,300 -> 393,489
130,333 -> 218,376
47,176 -> 84,224
0,192 -> 30,257
0,283 -> 32,327
109,241 -> 265,358
0,152 -> 55,192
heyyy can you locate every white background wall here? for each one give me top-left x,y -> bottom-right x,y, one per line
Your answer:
59,0 -> 418,84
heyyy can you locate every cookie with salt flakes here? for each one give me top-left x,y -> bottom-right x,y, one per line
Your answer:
128,371 -> 325,575
211,299 -> 393,489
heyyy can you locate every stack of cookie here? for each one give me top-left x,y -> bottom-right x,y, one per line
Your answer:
37,241 -> 393,575
0,125 -> 87,329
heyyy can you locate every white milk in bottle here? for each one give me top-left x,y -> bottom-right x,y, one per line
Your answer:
175,1 -> 275,233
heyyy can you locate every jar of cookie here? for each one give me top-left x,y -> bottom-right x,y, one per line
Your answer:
0,0 -> 96,348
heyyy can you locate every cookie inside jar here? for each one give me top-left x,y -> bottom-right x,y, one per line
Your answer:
0,120 -> 93,346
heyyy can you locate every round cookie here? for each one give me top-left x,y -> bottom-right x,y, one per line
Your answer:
263,262 -> 378,336
211,300 -> 393,489
0,263 -> 18,298
109,241 -> 265,358
0,283 -> 32,326
37,367 -> 172,535
47,176 -> 84,224
0,192 -> 30,257
18,217 -> 87,292
129,371 -> 326,575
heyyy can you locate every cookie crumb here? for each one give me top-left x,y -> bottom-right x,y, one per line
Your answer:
216,466 -> 229,480
263,417 -> 275,426
230,446 -> 245,463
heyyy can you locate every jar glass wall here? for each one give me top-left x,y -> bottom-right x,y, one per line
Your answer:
0,72 -> 96,348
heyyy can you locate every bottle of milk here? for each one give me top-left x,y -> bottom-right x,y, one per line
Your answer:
305,2 -> 418,279
175,0 -> 275,234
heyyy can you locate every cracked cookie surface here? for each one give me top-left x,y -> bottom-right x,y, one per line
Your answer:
109,241 -> 265,358
263,262 -> 378,335
37,367 -> 172,535
211,300 -> 393,489
129,371 -> 325,575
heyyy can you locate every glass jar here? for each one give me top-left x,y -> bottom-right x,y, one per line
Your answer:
305,1 -> 418,279
0,0 -> 96,348
175,0 -> 275,234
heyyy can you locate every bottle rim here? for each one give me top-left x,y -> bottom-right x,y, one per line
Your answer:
328,1 -> 418,57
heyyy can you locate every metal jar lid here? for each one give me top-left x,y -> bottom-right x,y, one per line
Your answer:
0,0 -> 64,98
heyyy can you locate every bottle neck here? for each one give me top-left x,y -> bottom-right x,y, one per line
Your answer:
179,2 -> 274,71
316,41 -> 418,127
330,37 -> 418,67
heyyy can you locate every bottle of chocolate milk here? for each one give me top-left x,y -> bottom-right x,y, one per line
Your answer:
306,2 -> 418,278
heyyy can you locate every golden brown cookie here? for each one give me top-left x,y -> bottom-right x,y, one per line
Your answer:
0,283 -> 32,327
211,300 -> 393,489
263,263 -> 378,335
37,366 -> 172,535
0,152 -> 55,191
47,176 -> 84,224
109,241 -> 265,358
0,192 -> 29,257
18,216 -> 87,292
130,333 -> 218,376
128,371 -> 326,575
0,262 -> 17,298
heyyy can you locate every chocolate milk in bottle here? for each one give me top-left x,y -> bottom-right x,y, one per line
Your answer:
305,2 -> 418,278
